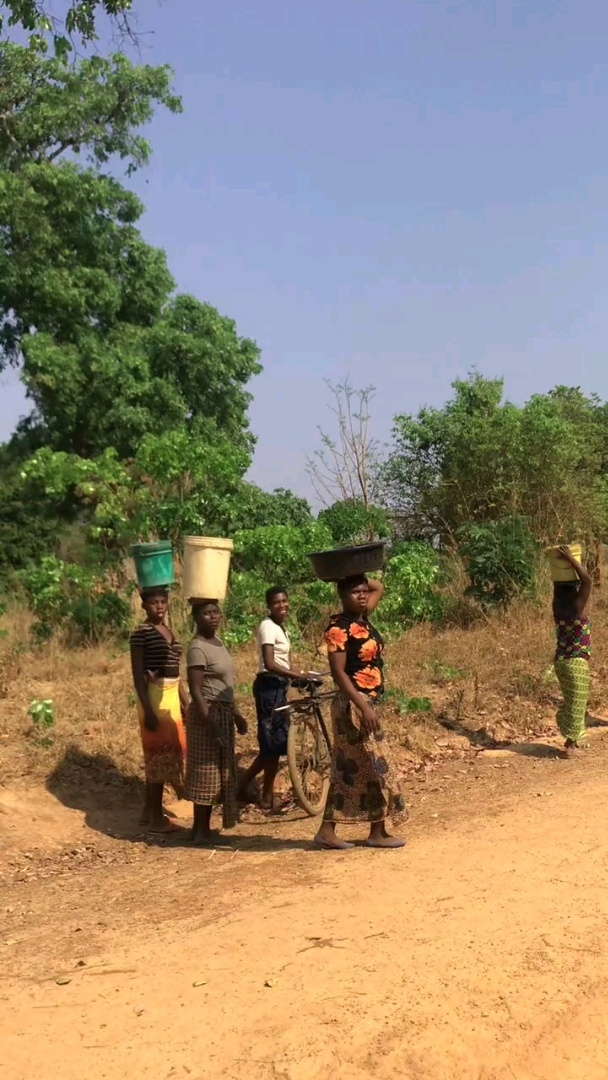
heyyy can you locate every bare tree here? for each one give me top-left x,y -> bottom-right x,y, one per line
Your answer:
306,379 -> 380,509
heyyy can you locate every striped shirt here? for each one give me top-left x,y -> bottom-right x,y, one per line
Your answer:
129,623 -> 182,679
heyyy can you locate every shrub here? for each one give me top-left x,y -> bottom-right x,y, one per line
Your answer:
318,499 -> 392,545
458,516 -> 538,607
20,555 -> 131,643
232,522 -> 333,583
378,541 -> 445,634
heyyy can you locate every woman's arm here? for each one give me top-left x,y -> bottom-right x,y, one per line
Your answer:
261,643 -> 306,681
366,577 -> 384,615
328,651 -> 380,734
187,666 -> 224,745
558,547 -> 592,612
178,679 -> 190,714
130,643 -> 158,731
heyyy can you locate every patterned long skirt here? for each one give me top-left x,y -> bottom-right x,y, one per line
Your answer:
554,657 -> 590,743
184,701 -> 238,829
137,677 -> 186,796
323,692 -> 408,826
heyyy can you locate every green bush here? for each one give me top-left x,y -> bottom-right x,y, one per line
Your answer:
318,499 -> 391,545
458,516 -> 538,607
223,569 -> 269,646
378,542 -> 445,634
69,589 -> 131,643
20,555 -> 131,642
232,522 -> 333,583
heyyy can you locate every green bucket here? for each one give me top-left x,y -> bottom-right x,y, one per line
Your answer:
131,541 -> 175,590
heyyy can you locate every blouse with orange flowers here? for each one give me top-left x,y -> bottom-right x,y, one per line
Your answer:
323,613 -> 384,700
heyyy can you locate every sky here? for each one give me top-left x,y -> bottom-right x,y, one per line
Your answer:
2,0 -> 608,502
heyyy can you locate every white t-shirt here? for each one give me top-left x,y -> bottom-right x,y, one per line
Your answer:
257,617 -> 291,673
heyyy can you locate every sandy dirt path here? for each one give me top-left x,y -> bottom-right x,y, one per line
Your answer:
2,737 -> 608,1080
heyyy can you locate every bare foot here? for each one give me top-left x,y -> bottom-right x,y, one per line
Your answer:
147,815 -> 180,835
191,830 -> 232,848
565,739 -> 589,754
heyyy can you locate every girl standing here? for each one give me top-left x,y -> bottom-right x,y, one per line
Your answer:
185,601 -> 248,844
553,547 -> 592,751
238,586 -> 308,809
130,587 -> 188,833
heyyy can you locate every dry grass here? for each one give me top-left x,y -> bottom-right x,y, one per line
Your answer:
1,591 -> 608,792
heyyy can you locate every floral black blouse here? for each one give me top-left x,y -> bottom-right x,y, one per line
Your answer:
323,612 -> 384,700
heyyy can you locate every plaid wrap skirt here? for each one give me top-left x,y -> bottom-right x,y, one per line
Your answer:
184,700 -> 237,829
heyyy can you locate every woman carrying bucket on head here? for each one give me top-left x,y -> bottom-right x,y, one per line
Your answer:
130,540 -> 189,833
130,587 -> 189,833
551,545 -> 592,752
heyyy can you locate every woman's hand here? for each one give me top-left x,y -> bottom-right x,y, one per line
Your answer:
360,701 -> 381,736
144,710 -> 159,733
206,716 -> 225,747
235,713 -> 248,736
558,545 -> 576,564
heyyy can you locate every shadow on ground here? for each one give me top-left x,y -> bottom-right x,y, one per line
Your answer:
438,717 -> 567,759
45,744 -> 188,846
45,744 -> 319,852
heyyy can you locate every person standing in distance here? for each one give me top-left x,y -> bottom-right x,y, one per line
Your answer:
237,586 -> 309,810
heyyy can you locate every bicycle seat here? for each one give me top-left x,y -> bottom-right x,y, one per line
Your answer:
290,676 -> 324,691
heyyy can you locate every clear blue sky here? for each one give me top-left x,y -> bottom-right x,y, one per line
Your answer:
2,0 -> 608,502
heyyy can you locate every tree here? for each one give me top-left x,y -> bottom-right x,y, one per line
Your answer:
17,295 -> 262,458
0,164 -> 174,366
382,371 -> 608,546
21,431 -> 310,557
1,1 -> 135,53
0,46 -> 261,457
0,45 -> 181,367
0,46 -> 181,174
306,379 -> 381,510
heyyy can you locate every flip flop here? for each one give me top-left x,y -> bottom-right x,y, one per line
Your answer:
313,835 -> 355,851
365,837 -> 407,849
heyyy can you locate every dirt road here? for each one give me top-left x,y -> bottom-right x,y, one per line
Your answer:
3,736 -> 608,1080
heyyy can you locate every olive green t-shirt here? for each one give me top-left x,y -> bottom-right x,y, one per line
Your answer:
186,637 -> 235,704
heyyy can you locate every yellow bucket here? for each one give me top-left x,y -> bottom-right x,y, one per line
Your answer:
546,544 -> 583,583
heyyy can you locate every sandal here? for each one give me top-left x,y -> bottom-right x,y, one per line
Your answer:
365,836 -> 407,849
313,834 -> 355,851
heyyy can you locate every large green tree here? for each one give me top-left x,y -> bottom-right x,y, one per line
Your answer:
17,295 -> 262,458
382,372 -> 608,545
0,44 -> 180,365
0,44 -> 261,458
0,41 -> 274,579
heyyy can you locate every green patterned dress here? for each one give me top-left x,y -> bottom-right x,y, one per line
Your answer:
554,617 -> 591,744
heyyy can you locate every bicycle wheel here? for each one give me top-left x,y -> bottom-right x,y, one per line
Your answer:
287,710 -> 331,817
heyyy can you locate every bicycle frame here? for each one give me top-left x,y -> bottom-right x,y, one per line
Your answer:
273,685 -> 335,755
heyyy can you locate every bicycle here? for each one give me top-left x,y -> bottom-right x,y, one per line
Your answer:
272,674 -> 335,817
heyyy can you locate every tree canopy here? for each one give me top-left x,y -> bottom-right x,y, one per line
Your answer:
381,372 -> 608,546
1,0 -> 134,52
0,45 -> 261,458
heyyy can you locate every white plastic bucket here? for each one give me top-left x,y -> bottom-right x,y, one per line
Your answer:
182,536 -> 233,602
